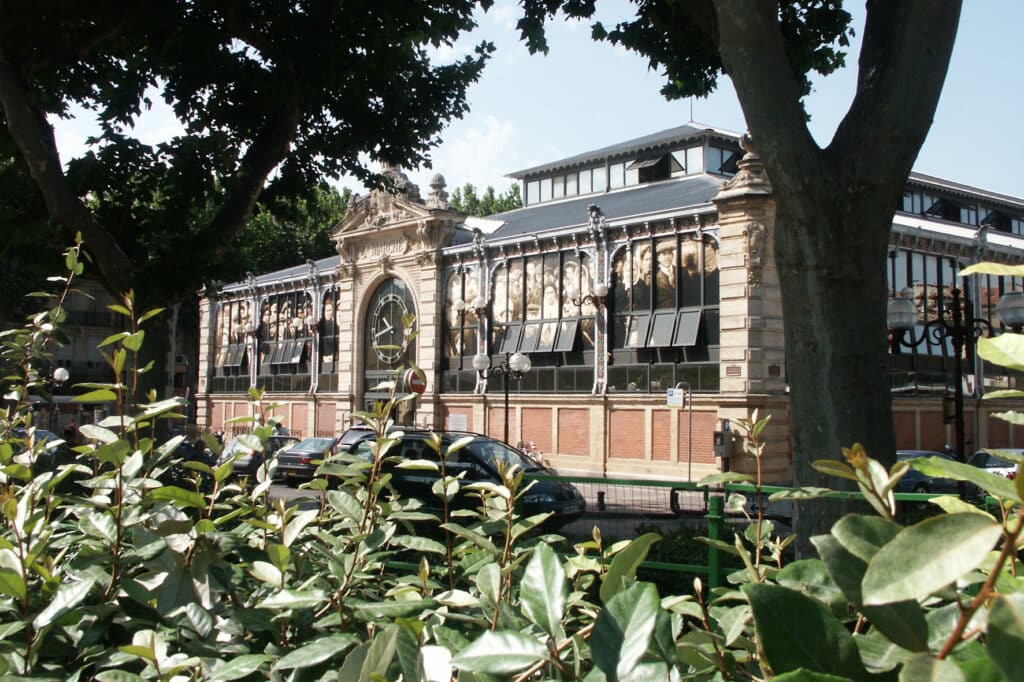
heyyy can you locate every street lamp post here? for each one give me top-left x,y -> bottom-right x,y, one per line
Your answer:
887,285 -> 1024,477
472,352 -> 531,445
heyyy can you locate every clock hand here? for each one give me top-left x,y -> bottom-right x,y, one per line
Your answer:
375,320 -> 394,339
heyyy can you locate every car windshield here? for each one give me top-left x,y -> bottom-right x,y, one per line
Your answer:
291,437 -> 335,453
468,439 -> 543,473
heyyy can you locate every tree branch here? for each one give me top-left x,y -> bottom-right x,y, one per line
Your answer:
207,100 -> 302,251
830,0 -> 962,188
0,43 -> 133,294
712,0 -> 823,198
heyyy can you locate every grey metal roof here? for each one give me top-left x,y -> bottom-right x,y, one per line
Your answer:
219,254 -> 340,294
484,174 -> 725,241
509,123 -> 742,179
908,171 -> 1024,211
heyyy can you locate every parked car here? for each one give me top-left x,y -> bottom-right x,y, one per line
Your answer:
968,448 -> 1021,480
342,427 -> 586,529
895,450 -> 960,495
218,434 -> 301,481
276,436 -> 342,484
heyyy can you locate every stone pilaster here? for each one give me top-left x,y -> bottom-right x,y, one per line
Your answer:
713,136 -> 785,397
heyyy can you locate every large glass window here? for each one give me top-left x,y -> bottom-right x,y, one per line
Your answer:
319,287 -> 339,392
210,299 -> 252,392
444,251 -> 594,393
257,291 -> 314,392
608,234 -> 720,392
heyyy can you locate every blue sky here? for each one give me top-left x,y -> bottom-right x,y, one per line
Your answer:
52,2 -> 1022,200
405,0 -> 1023,199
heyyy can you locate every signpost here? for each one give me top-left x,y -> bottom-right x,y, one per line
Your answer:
403,367 -> 427,395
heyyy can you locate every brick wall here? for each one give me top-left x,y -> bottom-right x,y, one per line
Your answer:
988,412 -> 1009,448
920,412 -> 947,452
652,410 -> 671,461
522,408 -> 551,451
682,411 -> 717,464
609,410 -> 644,459
557,409 -> 589,456
487,406 -> 513,442
893,411 -> 916,449
317,402 -> 336,436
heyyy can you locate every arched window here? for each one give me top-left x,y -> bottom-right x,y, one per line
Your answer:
364,278 -> 416,378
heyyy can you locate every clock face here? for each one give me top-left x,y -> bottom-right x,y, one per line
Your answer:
371,292 -> 409,364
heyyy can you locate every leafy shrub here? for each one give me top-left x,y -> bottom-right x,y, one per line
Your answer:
1,250 -> 1021,680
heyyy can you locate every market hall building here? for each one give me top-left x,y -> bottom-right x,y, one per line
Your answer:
196,124 -> 1024,481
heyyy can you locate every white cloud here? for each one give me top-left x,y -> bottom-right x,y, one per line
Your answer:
410,115 -> 519,193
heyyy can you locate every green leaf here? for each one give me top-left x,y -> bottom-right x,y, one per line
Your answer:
450,630 -> 548,674
122,330 -> 145,352
854,629 -> 913,674
978,334 -> 1024,373
769,487 -> 833,502
250,561 -> 283,586
148,486 -> 207,509
392,535 -> 446,555
898,653 -> 966,681
33,577 -> 96,629
350,599 -> 437,620
137,307 -> 165,324
743,583 -> 866,680
0,567 -> 26,599
283,509 -> 318,547
520,543 -> 568,639
696,472 -> 753,487
328,489 -> 364,521
988,593 -> 1024,681
984,389 -> 1024,400
909,456 -> 1019,501
591,582 -> 660,679
990,410 -> 1024,426
274,634 -> 358,670
79,424 -> 118,444
209,654 -> 273,681
600,532 -> 660,604
776,559 -> 847,617
810,459 -> 858,482
185,603 -> 213,639
266,543 -> 290,572
862,514 -> 1002,605
73,388 -> 118,403
860,601 -> 928,653
831,515 -> 901,563
359,624 -> 399,682
256,589 -> 326,610
81,511 -> 117,544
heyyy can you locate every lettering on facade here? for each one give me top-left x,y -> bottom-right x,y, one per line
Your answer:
357,239 -> 408,262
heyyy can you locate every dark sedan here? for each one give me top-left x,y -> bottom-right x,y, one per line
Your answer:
344,428 -> 586,529
895,450 -> 959,495
276,436 -> 341,484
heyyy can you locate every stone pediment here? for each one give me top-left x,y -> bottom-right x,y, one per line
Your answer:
333,185 -> 433,236
332,173 -> 463,276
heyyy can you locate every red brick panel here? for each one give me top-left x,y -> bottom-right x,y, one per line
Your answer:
609,410 -> 644,459
522,408 -> 552,452
557,409 -> 589,456
652,410 -> 672,461
680,411 -> 717,464
211,402 -> 224,431
292,403 -> 308,435
919,412 -> 947,452
317,402 -> 336,436
987,412 -> 1009,448
487,406 -> 513,442
892,411 -> 916,449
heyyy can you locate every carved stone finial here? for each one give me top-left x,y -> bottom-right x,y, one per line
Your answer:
426,172 -> 450,209
714,131 -> 772,200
